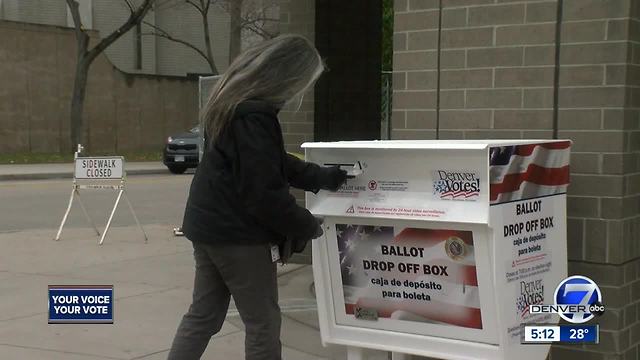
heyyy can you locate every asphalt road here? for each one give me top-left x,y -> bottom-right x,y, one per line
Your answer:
0,172 -> 195,233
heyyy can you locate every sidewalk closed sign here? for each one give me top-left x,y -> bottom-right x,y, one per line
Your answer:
74,157 -> 124,180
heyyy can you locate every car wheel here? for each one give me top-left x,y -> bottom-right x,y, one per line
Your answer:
167,165 -> 188,174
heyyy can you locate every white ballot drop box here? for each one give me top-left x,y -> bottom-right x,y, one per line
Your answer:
302,140 -> 571,360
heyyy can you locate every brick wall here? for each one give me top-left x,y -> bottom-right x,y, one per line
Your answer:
393,0 -> 640,359
0,20 -> 198,154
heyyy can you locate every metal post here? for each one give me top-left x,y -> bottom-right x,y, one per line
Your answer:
99,189 -> 124,245
347,347 -> 365,360
123,190 -> 148,243
75,189 -> 101,236
54,186 -> 76,241
54,144 -> 84,241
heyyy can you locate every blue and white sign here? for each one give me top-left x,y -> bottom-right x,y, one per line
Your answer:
522,324 -> 599,344
554,275 -> 603,324
529,275 -> 604,324
48,285 -> 114,324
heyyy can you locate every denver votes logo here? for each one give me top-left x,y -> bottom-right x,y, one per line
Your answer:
516,278 -> 544,319
432,170 -> 480,201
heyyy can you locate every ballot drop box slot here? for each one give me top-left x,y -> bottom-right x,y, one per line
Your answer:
302,140 -> 571,360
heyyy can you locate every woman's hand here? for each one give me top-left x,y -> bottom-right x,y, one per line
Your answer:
321,166 -> 348,192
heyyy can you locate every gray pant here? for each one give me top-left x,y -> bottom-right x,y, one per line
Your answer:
168,241 -> 281,360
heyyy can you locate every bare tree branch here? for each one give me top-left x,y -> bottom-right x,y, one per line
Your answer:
222,0 -> 279,41
85,0 -> 155,64
244,22 -> 278,39
123,0 -> 135,12
142,21 -> 210,63
185,0 -> 203,13
144,0 -> 218,73
239,16 -> 279,28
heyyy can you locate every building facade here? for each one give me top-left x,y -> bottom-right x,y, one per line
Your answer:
392,0 -> 640,359
0,0 -> 233,76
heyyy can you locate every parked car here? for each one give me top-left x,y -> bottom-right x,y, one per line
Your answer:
163,126 -> 200,174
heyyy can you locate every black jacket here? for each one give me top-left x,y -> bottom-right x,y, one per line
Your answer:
181,100 -> 324,246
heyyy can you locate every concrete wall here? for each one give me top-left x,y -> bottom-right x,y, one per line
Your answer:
393,0 -> 640,358
0,20 -> 198,154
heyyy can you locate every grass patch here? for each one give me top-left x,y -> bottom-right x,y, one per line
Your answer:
0,151 -> 163,164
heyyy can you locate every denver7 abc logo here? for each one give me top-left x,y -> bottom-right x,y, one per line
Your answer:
529,275 -> 605,324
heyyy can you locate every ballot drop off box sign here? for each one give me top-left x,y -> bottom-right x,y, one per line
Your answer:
303,140 -> 571,360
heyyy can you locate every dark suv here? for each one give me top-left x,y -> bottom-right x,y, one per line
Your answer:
163,126 -> 200,174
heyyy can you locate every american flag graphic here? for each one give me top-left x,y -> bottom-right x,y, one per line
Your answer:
337,224 -> 483,329
489,141 -> 571,204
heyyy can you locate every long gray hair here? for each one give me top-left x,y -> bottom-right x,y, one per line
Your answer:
203,34 -> 324,143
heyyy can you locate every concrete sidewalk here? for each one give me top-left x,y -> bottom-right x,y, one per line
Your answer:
0,162 -> 172,181
0,224 -> 391,360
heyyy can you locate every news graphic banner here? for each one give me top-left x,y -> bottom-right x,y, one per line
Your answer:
337,224 -> 482,329
74,157 -> 124,180
522,275 -> 604,345
522,324 -> 599,344
529,275 -> 605,324
48,285 -> 114,324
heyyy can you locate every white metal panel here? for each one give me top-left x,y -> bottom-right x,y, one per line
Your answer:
306,140 -> 569,360
302,139 -> 565,150
320,217 -> 499,342
305,147 -> 489,224
489,194 -> 567,360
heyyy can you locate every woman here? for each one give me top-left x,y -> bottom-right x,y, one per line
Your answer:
168,34 -> 347,360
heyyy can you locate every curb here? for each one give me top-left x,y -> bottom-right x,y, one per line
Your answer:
0,168 -> 170,181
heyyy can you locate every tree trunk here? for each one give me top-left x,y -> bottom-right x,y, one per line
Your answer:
65,0 -> 154,153
70,58 -> 90,153
69,26 -> 91,154
201,11 -> 219,74
228,0 -> 243,62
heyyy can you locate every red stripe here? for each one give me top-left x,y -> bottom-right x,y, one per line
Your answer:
346,301 -> 483,329
452,192 -> 479,198
463,266 -> 479,287
513,141 -> 571,156
490,164 -> 570,201
441,191 -> 479,198
394,228 -> 474,246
